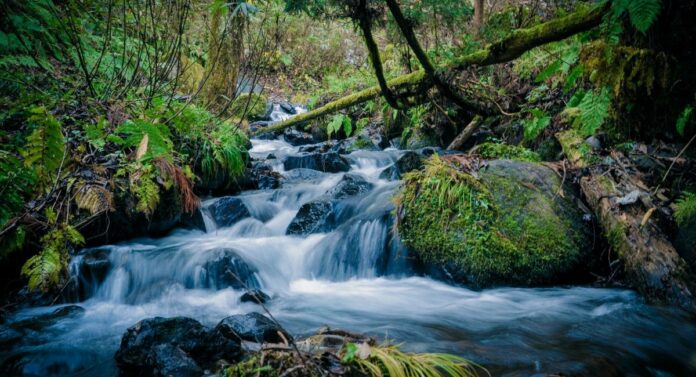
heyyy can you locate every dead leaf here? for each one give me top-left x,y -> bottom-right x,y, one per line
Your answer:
135,134 -> 149,160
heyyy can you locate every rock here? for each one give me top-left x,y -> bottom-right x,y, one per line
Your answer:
326,174 -> 373,200
70,249 -> 111,300
257,172 -> 281,190
115,316 -> 242,376
395,151 -> 424,175
279,102 -> 297,114
208,197 -> 251,228
379,164 -> 399,181
1,305 -> 85,347
398,157 -> 592,287
283,152 -> 351,173
286,200 -> 335,235
282,168 -> 328,184
283,128 -> 315,146
204,248 -> 260,290
266,153 -> 276,159
180,209 -> 206,231
214,312 -> 290,344
240,289 -> 270,304
585,136 -> 603,150
404,129 -> 437,150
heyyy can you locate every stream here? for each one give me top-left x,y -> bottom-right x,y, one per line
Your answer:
2,107 -> 696,377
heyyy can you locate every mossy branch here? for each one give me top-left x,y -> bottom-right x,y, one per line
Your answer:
254,3 -> 608,135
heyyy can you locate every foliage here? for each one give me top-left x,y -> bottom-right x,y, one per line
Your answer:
327,113 -> 352,138
476,143 -> 541,162
21,107 -> 65,192
523,108 -> 551,141
0,151 -> 35,226
676,106 -> 693,136
341,342 -> 482,377
611,0 -> 662,34
675,192 -> 696,227
21,224 -> 85,292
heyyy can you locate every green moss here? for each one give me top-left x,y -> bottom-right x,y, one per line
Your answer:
397,156 -> 588,286
674,192 -> 696,227
476,142 -> 541,162
229,93 -> 268,120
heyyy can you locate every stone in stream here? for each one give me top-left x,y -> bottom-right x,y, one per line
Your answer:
214,312 -> 290,344
207,197 -> 251,228
0,305 -> 85,348
379,151 -> 424,180
240,289 -> 271,304
115,316 -> 242,376
283,152 -> 351,173
286,174 -> 373,235
283,128 -> 315,146
204,248 -> 260,290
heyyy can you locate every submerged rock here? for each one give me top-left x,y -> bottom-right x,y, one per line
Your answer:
208,197 -> 251,228
326,173 -> 373,199
240,289 -> 270,304
397,156 -> 592,287
215,312 -> 290,344
283,152 -> 351,173
204,248 -> 260,290
283,128 -> 315,146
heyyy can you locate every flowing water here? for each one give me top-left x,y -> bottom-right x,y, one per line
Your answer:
2,107 -> 696,377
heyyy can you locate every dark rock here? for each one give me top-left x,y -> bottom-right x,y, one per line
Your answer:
266,153 -> 276,159
279,102 -> 297,114
286,200 -> 335,235
283,152 -> 351,173
215,312 -> 290,344
283,128 -> 315,146
585,136 -> 602,150
10,305 -> 85,332
78,249 -> 111,285
326,174 -> 373,200
379,165 -> 399,181
208,197 -> 251,228
415,147 -> 442,156
240,290 -> 270,304
257,172 -> 281,190
299,144 -> 323,153
204,249 -> 260,290
180,209 -> 206,231
115,316 -> 241,376
389,137 -> 402,149
310,124 -> 328,143
395,151 -> 424,175
282,169 -> 328,184
328,140 -> 350,155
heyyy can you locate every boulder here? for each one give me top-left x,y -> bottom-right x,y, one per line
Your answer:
395,151 -> 424,175
208,197 -> 251,228
283,152 -> 351,173
179,209 -> 206,231
397,156 -> 592,287
115,316 -> 242,376
283,128 -> 314,146
204,249 -> 260,290
286,200 -> 335,235
326,174 -> 373,200
214,312 -> 290,344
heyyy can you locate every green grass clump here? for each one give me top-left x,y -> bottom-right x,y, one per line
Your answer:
675,192 -> 696,227
397,156 -> 588,286
476,142 -> 541,162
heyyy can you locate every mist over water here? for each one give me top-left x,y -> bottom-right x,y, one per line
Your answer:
3,107 -> 696,376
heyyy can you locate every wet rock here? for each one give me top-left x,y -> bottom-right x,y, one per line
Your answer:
279,102 -> 297,114
286,200 -> 335,235
379,164 -> 399,181
282,168 -> 328,184
283,152 -> 351,173
257,172 -> 281,190
115,316 -> 241,376
326,174 -> 373,200
204,248 -> 260,290
208,197 -> 251,228
240,289 -> 270,304
585,136 -> 603,150
1,305 -> 85,348
78,249 -> 111,285
266,153 -> 276,159
180,209 -> 206,231
215,312 -> 290,344
395,151 -> 424,175
283,128 -> 315,146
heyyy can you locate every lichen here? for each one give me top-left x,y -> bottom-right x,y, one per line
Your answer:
397,156 -> 589,287
476,142 -> 541,162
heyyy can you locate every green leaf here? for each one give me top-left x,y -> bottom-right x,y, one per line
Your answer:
523,108 -> 551,141
575,88 -> 611,136
676,106 -> 693,136
342,342 -> 358,363
21,107 -> 65,192
342,116 -> 352,137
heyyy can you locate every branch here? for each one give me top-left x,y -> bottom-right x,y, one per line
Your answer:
254,3 -> 608,135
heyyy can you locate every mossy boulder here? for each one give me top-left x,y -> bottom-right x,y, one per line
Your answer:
229,93 -> 268,121
397,156 -> 592,287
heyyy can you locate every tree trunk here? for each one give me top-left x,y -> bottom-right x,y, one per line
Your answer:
473,0 -> 484,34
203,3 -> 243,114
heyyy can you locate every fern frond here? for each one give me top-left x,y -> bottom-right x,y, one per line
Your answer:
574,88 -> 611,136
613,0 -> 662,34
675,192 -> 696,227
75,183 -> 113,216
21,225 -> 84,292
21,107 -> 65,192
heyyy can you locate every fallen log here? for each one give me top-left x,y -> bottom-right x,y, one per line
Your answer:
446,115 -> 482,151
557,132 -> 695,312
254,3 -> 608,135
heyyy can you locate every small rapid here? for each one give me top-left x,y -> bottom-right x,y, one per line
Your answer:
2,107 -> 696,376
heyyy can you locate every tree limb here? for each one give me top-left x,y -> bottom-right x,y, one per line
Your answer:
254,3 -> 608,135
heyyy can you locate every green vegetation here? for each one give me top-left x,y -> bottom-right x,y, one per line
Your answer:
675,192 -> 696,227
397,156 -> 589,287
476,142 -> 541,162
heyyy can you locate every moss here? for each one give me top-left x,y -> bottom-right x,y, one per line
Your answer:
397,156 -> 589,286
476,142 -> 541,162
229,93 -> 268,121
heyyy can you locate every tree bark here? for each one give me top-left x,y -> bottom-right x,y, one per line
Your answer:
473,0 -> 485,35
446,116 -> 482,150
253,4 -> 608,135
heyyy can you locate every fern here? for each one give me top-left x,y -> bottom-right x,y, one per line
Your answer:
0,150 -> 35,227
115,119 -> 174,160
21,225 -> 85,292
21,107 -> 65,192
675,192 -> 696,227
523,108 -> 551,141
676,106 -> 693,136
612,0 -> 662,34
75,182 -> 113,215
571,88 -> 611,137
